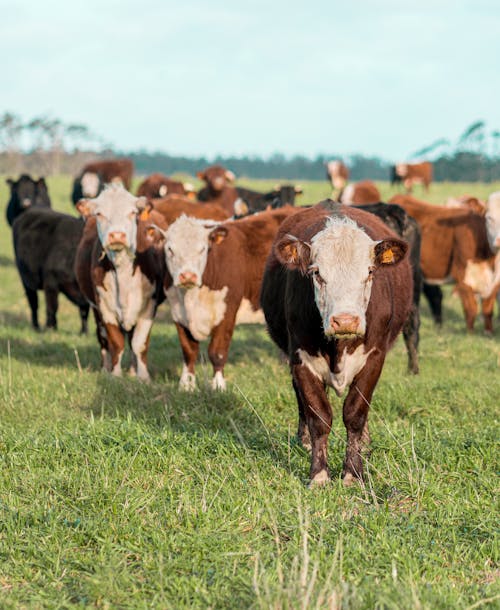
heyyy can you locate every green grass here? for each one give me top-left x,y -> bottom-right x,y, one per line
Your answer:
0,176 -> 499,609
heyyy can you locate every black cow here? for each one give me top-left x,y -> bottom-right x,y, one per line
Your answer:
6,175 -> 51,226
13,208 -> 89,333
353,202 -> 422,374
235,184 -> 303,215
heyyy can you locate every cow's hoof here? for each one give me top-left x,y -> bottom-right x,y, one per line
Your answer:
342,472 -> 360,487
179,376 -> 196,392
211,372 -> 226,391
309,469 -> 330,488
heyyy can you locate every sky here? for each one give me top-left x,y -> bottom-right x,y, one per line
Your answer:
2,0 -> 500,161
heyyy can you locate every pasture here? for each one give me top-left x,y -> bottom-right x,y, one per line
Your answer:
0,176 -> 499,609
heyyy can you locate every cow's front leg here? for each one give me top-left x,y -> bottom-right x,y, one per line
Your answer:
342,351 -> 385,486
207,314 -> 237,391
130,317 -> 154,381
175,323 -> 199,390
292,364 -> 332,486
292,377 -> 311,451
105,323 -> 125,376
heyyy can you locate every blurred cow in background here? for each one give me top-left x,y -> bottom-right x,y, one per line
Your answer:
340,180 -> 381,205
6,174 -> 51,226
136,173 -> 195,200
394,161 -> 433,193
235,183 -> 303,215
71,158 -> 134,205
197,165 -> 245,216
445,195 -> 486,215
326,160 -> 349,197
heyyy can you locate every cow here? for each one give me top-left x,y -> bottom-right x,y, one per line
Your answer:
340,181 -> 381,205
326,160 -> 349,196
485,191 -> 500,313
6,174 -> 51,226
71,158 -> 134,205
235,184 -> 303,215
152,195 -> 230,224
390,165 -> 403,187
75,185 -> 166,381
136,173 -> 195,200
152,206 -> 300,390
352,202 -> 422,374
12,208 -> 89,332
390,194 -> 498,333
394,161 -> 433,193
197,165 -> 246,216
260,201 -> 412,486
445,195 -> 486,215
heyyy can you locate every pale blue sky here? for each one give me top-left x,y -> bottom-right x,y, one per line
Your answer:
3,0 -> 499,160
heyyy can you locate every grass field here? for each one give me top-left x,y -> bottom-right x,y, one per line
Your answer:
0,176 -> 499,609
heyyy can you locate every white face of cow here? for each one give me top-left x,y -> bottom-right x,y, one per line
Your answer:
276,217 -> 407,338
80,172 -> 100,198
164,215 -> 226,288
395,163 -> 408,177
78,185 -> 147,257
486,191 -> 500,251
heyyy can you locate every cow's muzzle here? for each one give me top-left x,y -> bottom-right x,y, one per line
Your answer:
177,271 -> 198,288
107,231 -> 128,250
329,314 -> 363,337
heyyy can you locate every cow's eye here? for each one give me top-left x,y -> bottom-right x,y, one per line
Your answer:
167,246 -> 174,256
309,268 -> 324,284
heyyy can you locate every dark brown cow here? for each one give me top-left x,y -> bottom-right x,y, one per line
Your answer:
155,206 -> 300,390
326,160 -> 349,195
390,194 -> 498,333
340,180 -> 381,205
75,185 -> 166,380
261,201 -> 412,486
197,165 -> 244,216
394,161 -> 433,192
72,158 -> 134,204
136,173 -> 195,200
152,195 -> 230,224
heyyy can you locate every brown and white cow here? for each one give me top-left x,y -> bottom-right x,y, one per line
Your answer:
197,165 -> 246,216
152,195 -> 230,224
154,206 -> 299,390
390,194 -> 498,333
326,160 -> 349,196
136,173 -> 195,200
394,161 -> 432,193
261,201 -> 412,486
75,185 -> 166,380
340,180 -> 381,205
72,158 -> 134,205
485,191 -> 500,311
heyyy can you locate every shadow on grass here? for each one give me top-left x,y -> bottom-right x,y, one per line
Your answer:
0,254 -> 14,268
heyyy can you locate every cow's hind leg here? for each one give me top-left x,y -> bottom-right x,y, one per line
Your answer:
176,323 -> 199,390
402,304 -> 420,374
456,283 -> 478,332
342,351 -> 385,485
44,283 -> 59,330
423,283 -> 443,326
292,364 -> 332,486
23,283 -> 39,330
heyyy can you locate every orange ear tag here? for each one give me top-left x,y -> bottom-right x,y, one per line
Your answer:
381,249 -> 395,264
139,209 -> 150,221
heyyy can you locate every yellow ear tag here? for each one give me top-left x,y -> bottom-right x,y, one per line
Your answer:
381,248 -> 395,264
139,209 -> 150,221
214,233 -> 225,245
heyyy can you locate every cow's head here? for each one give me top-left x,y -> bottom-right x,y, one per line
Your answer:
163,215 -> 227,288
275,217 -> 408,338
76,185 -> 148,259
197,165 -> 235,192
486,191 -> 500,251
80,171 -> 102,198
7,174 -> 40,209
395,163 -> 408,177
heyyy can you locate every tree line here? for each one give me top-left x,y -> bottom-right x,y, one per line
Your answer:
2,112 -> 500,182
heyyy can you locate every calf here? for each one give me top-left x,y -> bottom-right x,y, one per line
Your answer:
156,207 -> 299,390
75,185 -> 166,380
72,158 -> 134,204
235,184 -> 303,214
12,208 -> 89,332
353,202 -> 422,374
136,173 -> 195,199
261,201 -> 412,486
390,194 -> 498,333
6,174 -> 51,226
197,165 -> 244,216
340,180 -> 381,205
394,161 -> 433,193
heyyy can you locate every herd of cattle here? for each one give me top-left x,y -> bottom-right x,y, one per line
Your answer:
4,159 -> 500,485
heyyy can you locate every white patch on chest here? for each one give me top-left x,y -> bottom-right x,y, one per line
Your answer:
235,298 -> 265,325
96,257 -> 155,331
298,344 -> 374,397
463,260 -> 494,298
166,285 -> 228,341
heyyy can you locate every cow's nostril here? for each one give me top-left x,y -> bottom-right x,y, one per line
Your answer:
330,314 -> 360,334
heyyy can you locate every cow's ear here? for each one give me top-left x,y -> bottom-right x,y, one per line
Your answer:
374,239 -> 408,266
6,178 -> 13,187
146,224 -> 166,246
208,226 -> 228,245
76,199 -> 96,218
275,234 -> 311,273
158,184 -> 168,197
37,177 -> 47,186
196,170 -> 206,180
135,196 -> 149,212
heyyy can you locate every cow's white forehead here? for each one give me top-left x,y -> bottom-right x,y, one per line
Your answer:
311,217 -> 375,265
92,185 -> 139,216
166,215 -> 217,247
487,192 -> 500,214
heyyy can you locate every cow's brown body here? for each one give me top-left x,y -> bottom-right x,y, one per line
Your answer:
261,201 -> 412,485
163,206 -> 300,389
340,180 -> 381,205
390,194 -> 498,332
395,161 -> 433,192
81,159 -> 134,189
153,195 -> 230,224
75,208 -> 166,380
136,173 -> 193,199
